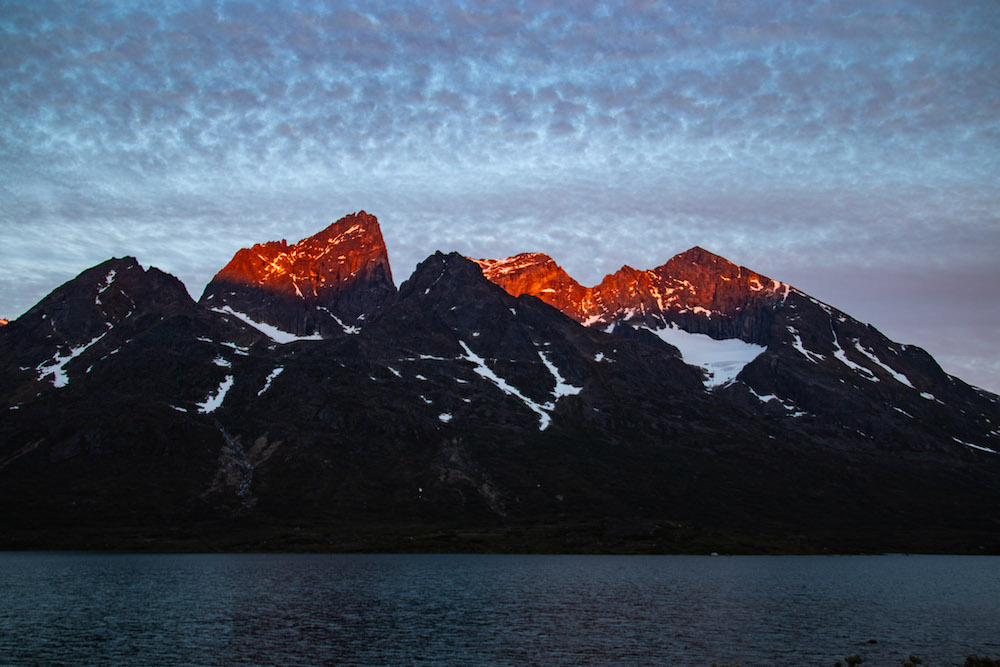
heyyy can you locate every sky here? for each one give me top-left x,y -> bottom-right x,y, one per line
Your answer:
1,0 -> 998,392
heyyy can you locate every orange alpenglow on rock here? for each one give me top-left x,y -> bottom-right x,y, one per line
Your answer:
472,246 -> 790,344
200,211 -> 397,338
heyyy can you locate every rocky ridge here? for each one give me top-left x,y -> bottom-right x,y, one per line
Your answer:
474,248 -> 997,453
473,246 -> 788,342
200,211 -> 396,337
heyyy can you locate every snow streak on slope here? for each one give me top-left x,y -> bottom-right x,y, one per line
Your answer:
647,325 -> 765,388
198,375 -> 234,413
853,341 -> 915,388
953,437 -> 997,454
211,306 -> 322,343
538,349 -> 583,399
36,331 -> 110,388
459,340 -> 552,430
257,367 -> 284,396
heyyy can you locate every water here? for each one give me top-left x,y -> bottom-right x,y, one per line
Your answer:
0,553 -> 997,666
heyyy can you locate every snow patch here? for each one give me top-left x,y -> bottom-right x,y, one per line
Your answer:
648,325 -> 765,388
257,367 -> 284,396
438,413 -> 452,423
852,341 -> 914,388
459,340 -> 552,430
318,307 -> 360,334
747,385 -> 809,416
788,326 -> 825,363
538,350 -> 583,399
97,269 -> 116,293
95,269 -> 116,304
211,306 -> 322,343
831,330 -> 877,381
197,375 -> 234,413
36,331 -> 110,388
953,437 -> 997,454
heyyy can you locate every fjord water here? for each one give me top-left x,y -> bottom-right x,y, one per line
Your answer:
1,553 -> 997,665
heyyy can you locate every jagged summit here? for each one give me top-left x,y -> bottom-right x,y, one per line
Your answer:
471,252 -> 591,321
671,245 -> 731,264
199,211 -> 396,337
473,246 -> 790,342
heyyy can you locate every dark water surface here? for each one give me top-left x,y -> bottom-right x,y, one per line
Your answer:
0,553 -> 997,665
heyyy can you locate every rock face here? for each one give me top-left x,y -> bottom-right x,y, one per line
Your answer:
473,246 -> 787,342
2,215 -> 999,553
0,257 -> 269,528
200,211 -> 396,336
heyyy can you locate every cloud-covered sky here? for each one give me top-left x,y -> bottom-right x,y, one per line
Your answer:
2,0 -> 998,391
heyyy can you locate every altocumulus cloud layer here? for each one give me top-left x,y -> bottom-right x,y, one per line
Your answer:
1,0 -> 998,390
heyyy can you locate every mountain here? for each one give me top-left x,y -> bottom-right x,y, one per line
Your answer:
200,211 -> 396,337
473,248 -> 998,454
0,257 -> 273,530
1,214 -> 998,553
474,247 -> 792,341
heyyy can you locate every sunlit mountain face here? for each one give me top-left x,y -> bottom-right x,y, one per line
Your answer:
1,212 -> 998,553
200,211 -> 396,337
472,246 -> 790,343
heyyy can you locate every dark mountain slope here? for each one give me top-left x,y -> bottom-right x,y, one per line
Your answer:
1,220 -> 998,552
475,247 -> 1000,461
0,258 -> 278,540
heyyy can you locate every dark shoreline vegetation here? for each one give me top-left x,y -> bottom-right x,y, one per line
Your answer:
3,518 -> 998,554
713,657 -> 1000,667
711,659 -> 1000,667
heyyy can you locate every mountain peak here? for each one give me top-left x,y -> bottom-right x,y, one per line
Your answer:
199,211 -> 396,336
309,210 -> 381,246
470,252 -> 590,321
475,247 -> 793,342
671,245 -> 736,268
